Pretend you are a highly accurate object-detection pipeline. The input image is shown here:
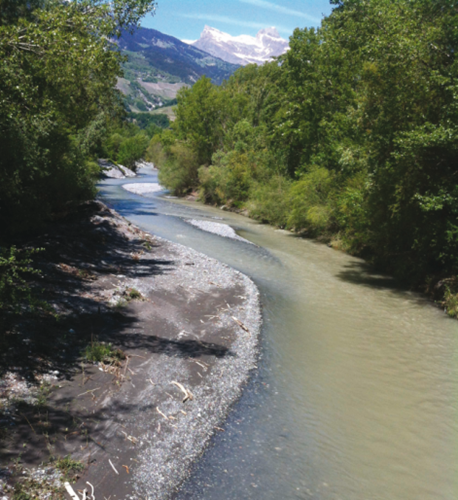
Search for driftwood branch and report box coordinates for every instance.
[171,381,193,403]
[232,316,250,334]
[64,482,80,500]
[109,459,119,475]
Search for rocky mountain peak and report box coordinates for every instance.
[191,26,289,66]
[256,27,281,39]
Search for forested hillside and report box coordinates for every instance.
[151,0,458,308]
[117,26,240,113]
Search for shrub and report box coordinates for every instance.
[82,342,125,363]
[0,246,43,312]
[158,143,199,195]
[117,133,149,169]
[105,133,124,160]
[198,150,253,206]
[145,135,167,167]
[247,176,291,227]
[287,166,335,233]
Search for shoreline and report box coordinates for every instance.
[0,201,262,499]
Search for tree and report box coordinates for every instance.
[0,0,156,236]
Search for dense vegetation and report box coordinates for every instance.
[152,0,458,305]
[0,0,156,312]
[103,112,170,168]
[0,0,157,235]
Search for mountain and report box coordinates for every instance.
[115,27,240,113]
[190,26,289,66]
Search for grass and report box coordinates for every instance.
[82,341,125,363]
[142,240,152,251]
[52,454,84,479]
[11,455,84,500]
[127,288,143,300]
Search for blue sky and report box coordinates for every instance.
[142,0,334,41]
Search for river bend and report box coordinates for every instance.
[99,167,458,500]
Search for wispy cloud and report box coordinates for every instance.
[178,13,292,34]
[239,0,321,23]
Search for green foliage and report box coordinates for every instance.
[103,120,154,168]
[13,484,31,500]
[145,135,167,167]
[287,167,335,233]
[199,150,252,206]
[173,77,229,165]
[248,176,291,228]
[444,287,458,319]
[129,112,170,130]
[52,455,84,479]
[158,143,199,195]
[0,246,42,312]
[127,288,143,300]
[117,132,150,169]
[83,342,125,363]
[151,0,458,287]
[0,0,157,234]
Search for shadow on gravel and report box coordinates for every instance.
[0,200,201,469]
[110,330,233,359]
[0,202,174,379]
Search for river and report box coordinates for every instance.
[99,167,458,500]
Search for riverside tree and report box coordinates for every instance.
[0,0,157,235]
[152,0,458,288]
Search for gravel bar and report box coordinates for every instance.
[185,219,255,245]
[122,182,163,195]
[65,204,263,499]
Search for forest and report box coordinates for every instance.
[151,0,458,310]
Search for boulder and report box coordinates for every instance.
[98,159,136,179]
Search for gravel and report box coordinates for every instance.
[129,236,261,499]
[122,183,163,195]
[185,219,255,245]
[60,204,263,500]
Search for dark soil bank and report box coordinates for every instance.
[0,201,261,499]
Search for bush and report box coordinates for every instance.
[134,99,147,112]
[117,133,150,169]
[158,143,199,195]
[248,176,291,227]
[105,133,124,160]
[0,246,43,312]
[82,342,125,363]
[287,166,335,233]
[145,136,167,167]
[198,150,253,206]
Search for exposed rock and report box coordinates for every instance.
[191,26,289,66]
[98,159,136,179]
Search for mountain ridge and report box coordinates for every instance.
[190,26,289,66]
[115,26,240,113]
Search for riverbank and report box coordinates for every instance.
[0,201,261,499]
[175,191,457,321]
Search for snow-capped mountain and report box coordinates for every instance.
[189,26,289,66]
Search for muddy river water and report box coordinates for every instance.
[99,167,458,500]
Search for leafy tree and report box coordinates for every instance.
[173,77,229,165]
[155,0,458,289]
[0,0,156,236]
